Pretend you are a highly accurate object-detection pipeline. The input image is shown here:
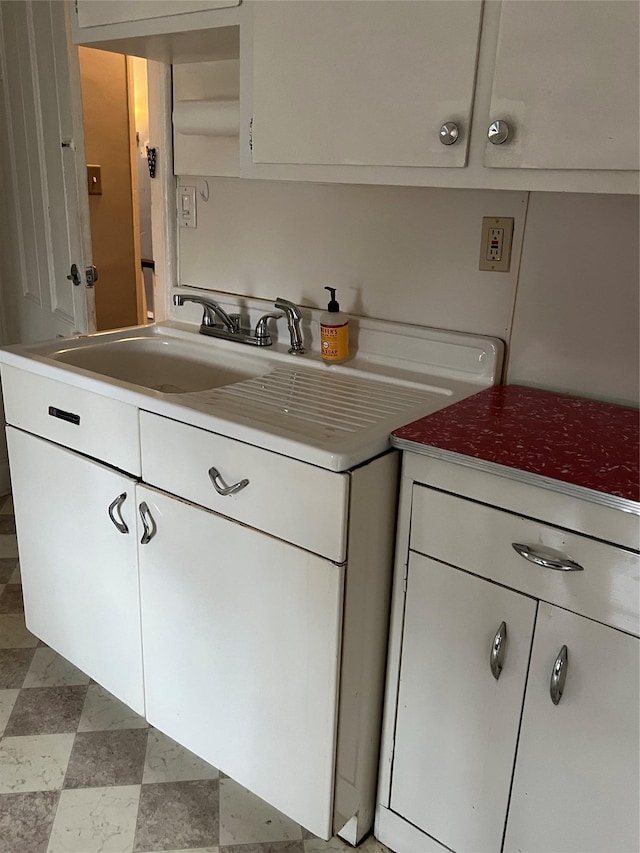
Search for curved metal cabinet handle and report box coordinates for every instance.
[208,466,249,496]
[512,543,584,572]
[490,621,507,680]
[138,501,157,545]
[550,645,568,705]
[108,493,129,534]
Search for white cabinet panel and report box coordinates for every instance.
[140,411,349,562]
[410,485,640,636]
[252,1,482,168]
[137,485,343,839]
[485,0,640,170]
[77,0,239,29]
[6,427,144,713]
[1,365,141,476]
[505,604,640,853]
[390,553,537,853]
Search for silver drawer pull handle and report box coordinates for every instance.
[550,645,568,705]
[108,492,129,534]
[139,501,157,545]
[490,621,507,680]
[208,466,249,496]
[512,543,584,572]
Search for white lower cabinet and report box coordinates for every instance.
[6,427,144,713]
[136,485,343,839]
[377,455,640,853]
[504,603,640,853]
[390,554,536,853]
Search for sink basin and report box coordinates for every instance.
[51,335,270,394]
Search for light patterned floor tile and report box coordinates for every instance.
[0,688,20,735]
[0,733,75,793]
[219,778,303,847]
[0,614,39,649]
[78,684,148,732]
[23,647,91,687]
[47,784,141,853]
[0,534,18,558]
[143,729,219,784]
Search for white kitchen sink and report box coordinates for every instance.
[51,333,271,394]
[0,313,503,470]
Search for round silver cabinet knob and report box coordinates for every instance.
[487,119,510,145]
[439,121,460,146]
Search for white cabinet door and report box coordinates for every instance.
[6,427,144,713]
[390,553,537,853]
[252,1,483,168]
[137,485,343,839]
[485,0,640,170]
[76,0,239,29]
[505,603,640,853]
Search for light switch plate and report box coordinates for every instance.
[87,165,102,195]
[178,185,197,228]
[479,216,514,271]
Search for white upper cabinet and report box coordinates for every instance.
[251,1,483,168]
[485,0,640,171]
[247,0,638,192]
[76,0,239,29]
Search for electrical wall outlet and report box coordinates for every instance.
[479,217,514,271]
[178,185,197,228]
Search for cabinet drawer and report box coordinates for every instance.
[1,365,140,475]
[410,485,640,636]
[140,411,349,562]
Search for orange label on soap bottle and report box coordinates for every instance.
[320,322,349,362]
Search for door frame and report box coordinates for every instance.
[145,59,175,324]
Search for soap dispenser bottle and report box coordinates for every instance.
[320,286,349,364]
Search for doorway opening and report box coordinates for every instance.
[78,47,155,331]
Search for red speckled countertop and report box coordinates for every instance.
[392,385,640,507]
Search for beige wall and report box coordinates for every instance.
[507,193,639,407]
[79,47,138,331]
[178,179,639,406]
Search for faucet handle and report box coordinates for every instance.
[254,312,284,346]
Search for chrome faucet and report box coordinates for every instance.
[173,292,283,348]
[173,294,238,332]
[274,297,306,355]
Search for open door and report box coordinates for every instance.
[0,0,94,342]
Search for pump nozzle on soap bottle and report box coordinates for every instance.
[320,287,349,364]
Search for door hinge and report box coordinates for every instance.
[85,265,98,287]
[146,146,157,179]
[249,116,253,151]
[402,562,408,594]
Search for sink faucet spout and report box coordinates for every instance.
[274,297,306,355]
[173,294,238,332]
